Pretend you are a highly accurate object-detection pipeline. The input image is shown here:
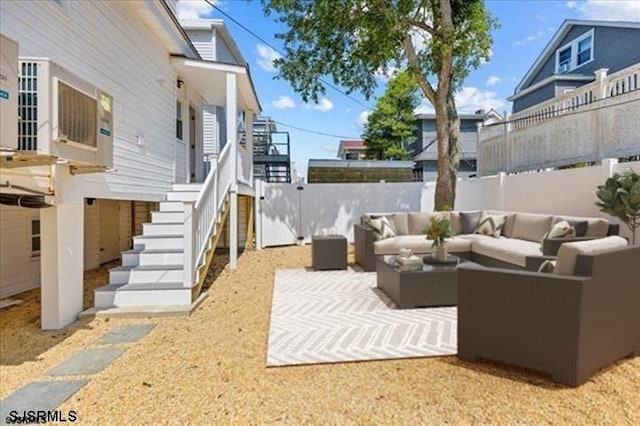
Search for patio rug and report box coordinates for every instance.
[266,268,457,366]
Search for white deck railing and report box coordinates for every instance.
[183,141,233,288]
[478,64,640,175]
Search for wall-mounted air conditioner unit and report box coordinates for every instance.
[16,58,113,170]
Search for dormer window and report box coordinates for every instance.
[555,29,594,73]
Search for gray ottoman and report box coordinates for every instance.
[312,235,347,270]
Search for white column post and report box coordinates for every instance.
[226,72,239,269]
[497,171,506,211]
[475,122,483,176]
[594,68,609,99]
[245,112,254,185]
[255,179,263,250]
[40,165,84,330]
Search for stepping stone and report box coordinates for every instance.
[95,324,156,345]
[0,380,87,421]
[48,347,126,376]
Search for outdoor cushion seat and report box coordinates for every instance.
[373,235,472,255]
[471,236,542,268]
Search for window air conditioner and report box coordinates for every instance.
[17,58,113,169]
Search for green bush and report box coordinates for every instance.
[596,170,640,245]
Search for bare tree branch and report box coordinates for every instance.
[402,35,436,105]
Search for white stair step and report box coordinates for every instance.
[172,183,203,192]
[152,211,184,224]
[159,201,184,212]
[139,249,183,266]
[133,234,183,250]
[94,282,191,308]
[166,191,199,202]
[143,222,183,236]
[109,265,184,284]
[122,249,142,267]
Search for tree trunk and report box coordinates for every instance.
[447,92,460,209]
[434,92,453,211]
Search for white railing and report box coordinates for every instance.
[478,64,640,175]
[183,141,233,288]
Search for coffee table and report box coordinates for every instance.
[376,254,476,309]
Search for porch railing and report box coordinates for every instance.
[182,140,233,288]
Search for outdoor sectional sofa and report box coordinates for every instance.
[354,210,620,272]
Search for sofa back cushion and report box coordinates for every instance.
[408,211,450,235]
[512,213,553,242]
[553,215,610,237]
[458,211,483,235]
[484,210,517,237]
[392,213,409,235]
[554,236,628,276]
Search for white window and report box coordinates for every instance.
[555,29,594,73]
[176,101,183,140]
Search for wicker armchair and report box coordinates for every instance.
[457,241,639,387]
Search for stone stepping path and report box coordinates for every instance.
[0,324,155,419]
[0,380,88,422]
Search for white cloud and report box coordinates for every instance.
[455,87,506,114]
[177,0,214,20]
[414,100,435,115]
[375,65,400,82]
[256,44,282,72]
[313,98,334,112]
[514,30,545,46]
[575,0,640,20]
[271,95,295,110]
[486,75,501,87]
[356,111,370,127]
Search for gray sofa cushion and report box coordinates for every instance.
[512,213,553,243]
[554,236,628,275]
[459,211,482,234]
[374,235,472,255]
[392,213,409,235]
[407,212,450,235]
[472,236,542,268]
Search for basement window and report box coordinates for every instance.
[31,219,41,257]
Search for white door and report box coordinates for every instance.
[259,183,300,247]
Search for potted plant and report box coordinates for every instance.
[425,216,455,261]
[596,170,640,245]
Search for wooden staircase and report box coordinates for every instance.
[93,183,230,311]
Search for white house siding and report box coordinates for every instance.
[215,31,237,64]
[0,206,40,298]
[0,1,180,202]
[186,30,215,60]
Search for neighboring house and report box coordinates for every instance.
[508,20,640,113]
[337,140,367,160]
[0,0,260,329]
[411,110,502,181]
[307,159,415,183]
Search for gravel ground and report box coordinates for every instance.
[1,245,638,424]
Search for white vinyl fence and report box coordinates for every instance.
[256,160,640,247]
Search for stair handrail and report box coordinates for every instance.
[183,141,233,288]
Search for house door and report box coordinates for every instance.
[98,199,120,264]
[189,106,197,182]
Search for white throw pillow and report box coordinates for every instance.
[541,220,576,243]
[364,215,397,240]
[474,213,507,238]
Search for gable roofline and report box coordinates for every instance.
[416,108,503,122]
[180,18,247,66]
[514,19,640,94]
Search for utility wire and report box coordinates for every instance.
[203,0,373,110]
[272,120,360,139]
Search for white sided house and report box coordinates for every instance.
[0,0,260,329]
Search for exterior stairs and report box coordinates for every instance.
[94,183,226,311]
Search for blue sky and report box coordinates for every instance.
[177,0,640,179]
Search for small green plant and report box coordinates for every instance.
[424,217,455,248]
[596,170,640,245]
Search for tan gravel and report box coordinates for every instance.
[1,245,639,424]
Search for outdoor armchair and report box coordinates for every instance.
[457,238,639,387]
